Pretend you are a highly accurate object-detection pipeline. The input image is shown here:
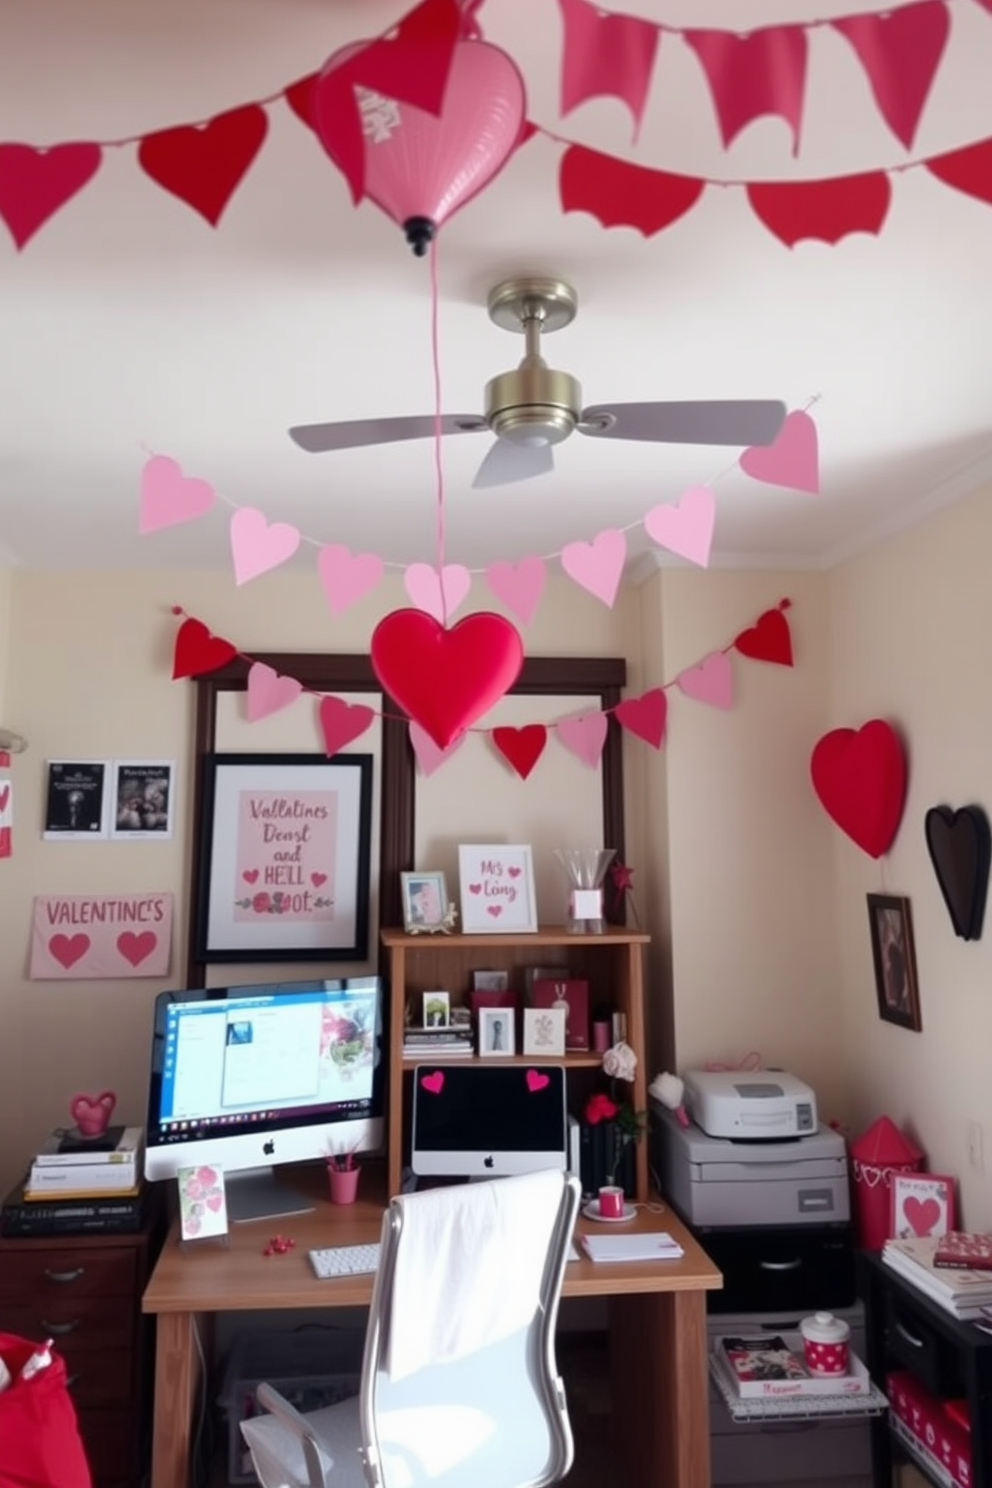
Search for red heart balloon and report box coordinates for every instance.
[493,725,547,780]
[172,618,237,679]
[810,719,907,858]
[371,609,524,749]
[734,606,794,666]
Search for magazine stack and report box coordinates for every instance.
[882,1234,992,1319]
[713,1333,873,1401]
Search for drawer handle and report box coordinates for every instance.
[40,1319,80,1335]
[43,1267,85,1283]
[895,1320,925,1349]
[758,1259,802,1272]
[65,1372,81,1390]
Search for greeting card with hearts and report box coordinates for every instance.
[177,1163,229,1242]
[458,843,538,934]
[890,1170,956,1241]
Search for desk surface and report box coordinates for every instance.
[142,1162,721,1314]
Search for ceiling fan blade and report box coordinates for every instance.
[471,440,555,489]
[578,400,787,448]
[288,414,486,454]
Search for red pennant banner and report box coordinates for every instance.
[560,144,704,236]
[926,136,992,207]
[746,172,891,248]
[284,74,319,132]
[733,603,794,667]
[832,1,949,151]
[683,27,808,155]
[172,618,237,680]
[0,142,102,249]
[558,0,660,139]
[138,106,269,226]
[614,689,667,748]
[492,725,549,780]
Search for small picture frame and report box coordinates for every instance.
[890,1171,956,1241]
[458,844,538,934]
[401,871,450,934]
[472,969,510,993]
[523,1006,566,1057]
[422,990,450,1028]
[867,893,922,1032]
[478,1006,515,1056]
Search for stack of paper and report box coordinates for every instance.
[581,1231,684,1263]
[25,1125,144,1199]
[882,1235,992,1319]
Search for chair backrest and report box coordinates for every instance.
[357,1170,580,1488]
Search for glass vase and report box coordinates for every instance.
[553,848,616,934]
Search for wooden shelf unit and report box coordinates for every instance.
[380,925,651,1201]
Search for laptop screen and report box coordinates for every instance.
[410,1064,567,1179]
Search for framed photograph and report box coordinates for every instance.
[867,893,922,1031]
[478,1007,515,1056]
[523,1006,566,1057]
[43,760,111,839]
[422,990,450,1028]
[400,871,449,933]
[458,844,538,934]
[193,753,372,962]
[472,969,510,992]
[890,1171,956,1241]
[111,760,176,840]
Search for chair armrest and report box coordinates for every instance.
[254,1382,332,1488]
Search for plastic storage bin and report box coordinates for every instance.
[218,1326,364,1484]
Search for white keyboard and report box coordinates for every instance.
[309,1243,381,1279]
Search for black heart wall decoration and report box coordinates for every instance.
[924,804,991,941]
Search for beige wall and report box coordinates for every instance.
[0,564,10,714]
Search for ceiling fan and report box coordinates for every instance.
[288,276,787,489]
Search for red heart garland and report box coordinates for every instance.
[172,618,237,680]
[492,725,547,780]
[138,105,268,226]
[317,695,375,756]
[371,609,524,750]
[810,719,907,859]
[615,688,667,747]
[0,142,102,249]
[734,604,794,666]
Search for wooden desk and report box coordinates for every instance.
[142,1165,721,1488]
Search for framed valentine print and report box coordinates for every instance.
[458,844,537,934]
[890,1171,956,1241]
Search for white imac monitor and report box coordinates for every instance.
[144,977,384,1221]
[410,1064,567,1180]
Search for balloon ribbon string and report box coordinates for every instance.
[429,237,447,626]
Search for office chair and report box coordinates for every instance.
[240,1169,581,1488]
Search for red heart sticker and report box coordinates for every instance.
[172,618,237,680]
[526,1070,550,1092]
[810,719,907,859]
[421,1071,445,1094]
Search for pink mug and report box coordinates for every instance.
[598,1185,625,1219]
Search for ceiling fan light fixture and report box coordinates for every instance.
[489,407,574,447]
[484,362,581,447]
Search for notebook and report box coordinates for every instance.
[581,1232,684,1263]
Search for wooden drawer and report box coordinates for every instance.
[64,1347,136,1410]
[0,1293,135,1351]
[884,1288,962,1399]
[77,1406,141,1488]
[0,1245,136,1301]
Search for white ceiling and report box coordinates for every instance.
[3,0,992,579]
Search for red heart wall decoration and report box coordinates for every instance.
[0,142,103,249]
[810,719,907,859]
[138,105,268,226]
[172,618,237,679]
[493,725,548,780]
[734,604,794,666]
[371,609,524,750]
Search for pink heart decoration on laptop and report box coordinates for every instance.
[526,1070,550,1092]
[421,1071,445,1095]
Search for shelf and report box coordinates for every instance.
[708,1358,890,1425]
[381,925,650,949]
[890,1415,961,1488]
[401,1052,605,1071]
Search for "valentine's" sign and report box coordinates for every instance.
[29,893,173,979]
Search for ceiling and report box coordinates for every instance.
[3,0,992,580]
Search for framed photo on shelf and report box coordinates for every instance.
[458,844,538,934]
[867,893,922,1032]
[193,752,372,963]
[523,1006,566,1057]
[478,1007,515,1056]
[422,991,450,1028]
[400,871,449,934]
[890,1171,956,1241]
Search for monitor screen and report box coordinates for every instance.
[411,1064,567,1179]
[145,976,384,1220]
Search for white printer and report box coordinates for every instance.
[683,1068,817,1140]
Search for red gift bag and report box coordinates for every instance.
[0,1332,91,1488]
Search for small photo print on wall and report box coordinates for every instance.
[44,760,111,839]
[111,761,176,839]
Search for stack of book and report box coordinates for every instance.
[402,1025,474,1058]
[882,1234,992,1319]
[24,1125,144,1200]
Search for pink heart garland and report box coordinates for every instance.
[49,933,90,969]
[0,142,102,249]
[560,529,627,607]
[676,651,734,709]
[139,455,216,533]
[615,688,668,748]
[556,711,609,768]
[117,930,157,967]
[246,663,303,722]
[229,507,301,585]
[404,562,472,622]
[421,1071,445,1095]
[644,486,716,567]
[409,721,466,777]
[484,556,547,625]
[739,410,820,495]
[317,695,375,756]
[526,1070,550,1092]
[317,543,385,617]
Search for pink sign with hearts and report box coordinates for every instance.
[458,844,537,933]
[30,893,173,979]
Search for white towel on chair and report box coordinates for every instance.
[385,1169,564,1382]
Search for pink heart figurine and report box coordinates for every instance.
[70,1090,117,1138]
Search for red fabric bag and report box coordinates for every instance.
[0,1332,91,1488]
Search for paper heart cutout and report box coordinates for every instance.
[734,606,794,666]
[924,804,991,941]
[739,410,820,495]
[644,487,716,567]
[311,872,328,888]
[810,719,907,859]
[242,869,259,884]
[404,563,472,623]
[246,663,303,723]
[560,529,627,607]
[0,142,102,249]
[172,618,237,680]
[137,105,268,225]
[50,933,90,969]
[117,930,157,967]
[676,651,734,709]
[0,786,8,813]
[139,455,216,534]
[484,556,547,625]
[615,688,667,748]
[421,1071,445,1095]
[492,725,548,780]
[230,507,301,585]
[409,721,466,777]
[318,695,375,756]
[371,608,524,750]
[904,1196,941,1237]
[317,543,384,616]
[526,1070,550,1092]
[556,712,608,768]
